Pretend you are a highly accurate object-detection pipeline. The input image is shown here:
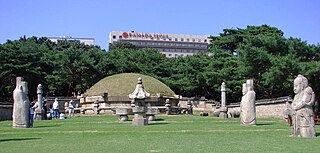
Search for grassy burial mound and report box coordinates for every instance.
[85,73,176,97]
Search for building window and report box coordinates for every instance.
[168,54,172,57]
[175,38,178,41]
[181,54,184,57]
[119,36,122,39]
[187,50,190,52]
[175,43,179,46]
[113,35,116,39]
[169,38,172,41]
[181,49,183,52]
[198,39,201,42]
[158,43,161,46]
[170,43,173,46]
[192,39,195,42]
[175,54,178,57]
[164,43,167,46]
[204,39,207,42]
[181,38,184,41]
[187,44,191,47]
[187,38,190,41]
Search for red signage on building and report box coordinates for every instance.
[122,32,169,39]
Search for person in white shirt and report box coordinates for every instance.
[52,98,60,119]
[68,100,75,118]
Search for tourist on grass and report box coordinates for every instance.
[29,102,35,128]
[52,98,60,119]
[68,100,75,118]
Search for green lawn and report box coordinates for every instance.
[0,115,319,153]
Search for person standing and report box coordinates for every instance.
[68,100,75,118]
[29,102,35,128]
[52,98,60,119]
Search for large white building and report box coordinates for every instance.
[109,31,211,58]
[48,37,95,45]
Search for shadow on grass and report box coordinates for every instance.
[316,133,320,137]
[34,124,61,128]
[0,138,41,142]
[256,122,274,126]
[155,118,165,121]
[148,122,169,126]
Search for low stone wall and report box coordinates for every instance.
[0,103,13,121]
[227,96,291,118]
[228,102,287,118]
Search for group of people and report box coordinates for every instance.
[29,98,75,127]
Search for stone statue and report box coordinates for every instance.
[240,80,256,126]
[291,74,316,137]
[13,77,30,128]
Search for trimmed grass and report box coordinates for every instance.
[0,115,320,153]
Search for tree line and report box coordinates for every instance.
[1,25,319,103]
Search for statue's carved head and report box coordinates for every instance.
[242,83,248,95]
[294,74,308,94]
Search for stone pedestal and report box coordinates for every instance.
[116,108,132,121]
[219,107,228,118]
[132,102,148,126]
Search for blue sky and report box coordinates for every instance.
[0,0,319,50]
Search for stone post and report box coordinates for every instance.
[13,77,30,128]
[93,99,100,115]
[219,82,228,118]
[129,77,150,126]
[35,84,45,120]
[165,99,171,115]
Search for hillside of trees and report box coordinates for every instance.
[1,25,319,103]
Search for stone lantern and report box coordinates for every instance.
[129,77,150,126]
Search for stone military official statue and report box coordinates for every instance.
[292,74,316,137]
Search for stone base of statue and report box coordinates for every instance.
[219,107,228,118]
[132,106,148,126]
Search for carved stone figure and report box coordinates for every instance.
[292,74,316,137]
[13,77,30,128]
[240,80,256,126]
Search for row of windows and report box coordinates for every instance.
[130,41,207,48]
[166,54,191,57]
[112,35,209,43]
[156,48,206,53]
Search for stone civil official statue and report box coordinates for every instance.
[292,74,316,137]
[240,82,256,126]
[13,77,30,128]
